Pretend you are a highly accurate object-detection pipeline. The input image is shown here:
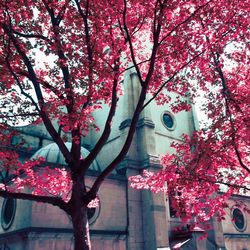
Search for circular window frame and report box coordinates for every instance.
[1,198,16,230]
[86,187,100,225]
[161,111,176,131]
[88,201,100,225]
[231,207,247,232]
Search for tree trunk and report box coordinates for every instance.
[71,203,91,250]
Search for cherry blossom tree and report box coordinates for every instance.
[0,0,249,249]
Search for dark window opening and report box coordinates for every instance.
[87,207,96,221]
[162,112,176,130]
[1,198,16,230]
[232,208,246,231]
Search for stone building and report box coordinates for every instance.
[0,71,249,250]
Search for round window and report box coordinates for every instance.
[1,198,16,230]
[87,197,100,225]
[162,112,176,130]
[232,208,246,231]
[87,207,97,222]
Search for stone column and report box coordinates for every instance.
[126,169,145,250]
[141,183,170,249]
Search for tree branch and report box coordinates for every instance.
[49,10,74,113]
[87,1,167,198]
[74,0,94,109]
[11,29,52,45]
[0,113,39,119]
[0,190,67,210]
[2,23,73,165]
[159,0,212,44]
[216,180,250,192]
[56,0,71,25]
[122,0,143,84]
[5,56,41,112]
[87,85,147,200]
[142,49,206,109]
[210,47,250,174]
[82,59,120,175]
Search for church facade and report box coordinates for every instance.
[0,71,249,250]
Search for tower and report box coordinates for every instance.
[87,68,198,249]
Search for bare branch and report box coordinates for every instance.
[5,60,40,113]
[12,29,53,45]
[216,180,250,192]
[0,190,67,210]
[18,70,65,101]
[0,113,39,119]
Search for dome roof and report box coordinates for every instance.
[31,142,100,171]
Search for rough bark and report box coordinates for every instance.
[69,177,91,250]
[71,204,91,250]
